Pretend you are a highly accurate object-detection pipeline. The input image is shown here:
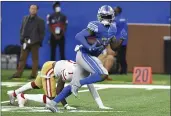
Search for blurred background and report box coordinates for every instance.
[1,1,171,74]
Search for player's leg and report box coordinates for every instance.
[70,51,108,96]
[7,76,41,105]
[25,61,56,104]
[52,64,86,104]
[87,84,103,107]
[17,78,56,107]
[16,61,55,106]
[98,54,107,65]
[103,55,114,72]
[52,50,108,105]
[87,84,112,109]
[8,61,52,99]
[98,54,114,80]
[17,77,56,107]
[17,93,52,107]
[39,61,56,99]
[42,77,56,99]
[55,51,108,97]
[77,51,108,85]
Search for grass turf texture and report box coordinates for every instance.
[1,70,170,85]
[1,70,170,116]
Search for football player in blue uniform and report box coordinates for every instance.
[45,5,117,112]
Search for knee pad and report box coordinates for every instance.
[31,81,40,89]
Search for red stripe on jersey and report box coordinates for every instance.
[62,69,66,80]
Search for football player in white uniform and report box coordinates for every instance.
[7,60,111,110]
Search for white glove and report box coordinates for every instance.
[74,45,83,52]
[99,106,113,110]
[64,104,77,110]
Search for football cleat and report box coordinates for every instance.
[7,90,16,105]
[71,85,79,97]
[17,93,27,107]
[45,101,58,113]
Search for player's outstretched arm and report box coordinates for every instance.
[56,77,68,106]
[56,77,77,110]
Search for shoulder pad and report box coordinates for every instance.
[87,21,98,32]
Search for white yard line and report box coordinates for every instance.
[1,82,170,89]
[79,87,107,93]
[1,82,169,113]
[1,82,170,104]
[1,88,106,104]
[1,106,125,113]
[1,100,18,104]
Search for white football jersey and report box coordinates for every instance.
[54,60,77,82]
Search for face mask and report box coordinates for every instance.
[101,20,110,25]
[55,7,61,12]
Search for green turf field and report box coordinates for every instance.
[1,70,170,116]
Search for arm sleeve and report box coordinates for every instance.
[56,76,68,106]
[75,21,97,49]
[75,28,92,49]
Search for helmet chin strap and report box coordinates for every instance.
[101,20,110,26]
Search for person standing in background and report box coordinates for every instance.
[113,6,128,74]
[47,2,68,61]
[9,4,45,79]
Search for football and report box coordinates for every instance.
[87,36,97,45]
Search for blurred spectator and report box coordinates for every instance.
[9,4,45,79]
[113,6,128,74]
[47,2,68,61]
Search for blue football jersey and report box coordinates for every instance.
[87,21,117,44]
[80,21,117,56]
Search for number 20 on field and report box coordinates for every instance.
[132,67,152,84]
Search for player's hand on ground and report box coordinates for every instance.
[64,104,77,110]
[99,106,113,110]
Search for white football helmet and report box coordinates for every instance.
[97,5,115,25]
